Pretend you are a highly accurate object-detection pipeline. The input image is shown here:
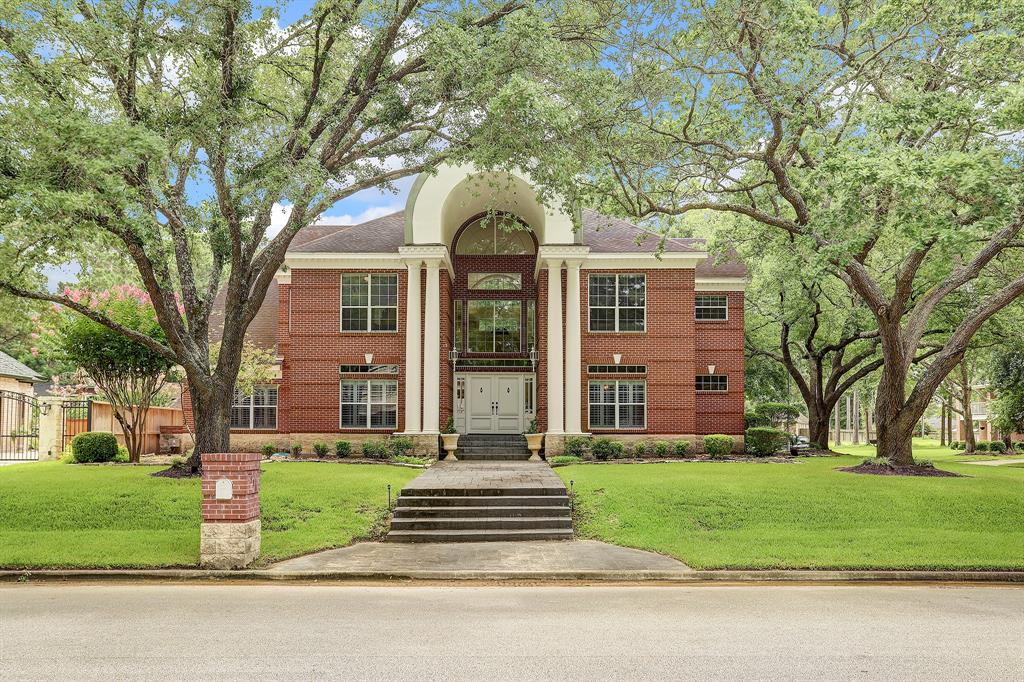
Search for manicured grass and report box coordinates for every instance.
[0,461,419,568]
[557,439,1024,570]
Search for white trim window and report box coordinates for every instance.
[230,386,278,430]
[340,380,398,429]
[695,295,728,321]
[341,273,398,332]
[588,380,646,429]
[589,274,646,332]
[696,375,729,392]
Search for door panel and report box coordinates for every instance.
[495,376,521,433]
[468,376,494,432]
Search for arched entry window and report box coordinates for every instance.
[455,214,535,255]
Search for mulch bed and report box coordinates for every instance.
[838,462,965,478]
[150,465,199,479]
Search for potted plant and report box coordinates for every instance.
[524,419,544,461]
[440,416,459,461]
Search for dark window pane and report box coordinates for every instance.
[589,307,616,332]
[618,307,645,331]
[371,307,397,331]
[341,275,368,306]
[618,275,645,307]
[342,308,368,331]
[589,275,616,307]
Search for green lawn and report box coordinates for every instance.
[0,461,419,569]
[557,439,1024,570]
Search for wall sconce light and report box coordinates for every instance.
[708,364,716,374]
[449,348,460,367]
[39,402,52,416]
[365,353,374,364]
[529,346,539,369]
[613,353,622,365]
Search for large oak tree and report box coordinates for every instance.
[0,0,602,468]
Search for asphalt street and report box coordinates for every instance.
[1,584,1021,680]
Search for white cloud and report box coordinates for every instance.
[316,204,402,225]
[268,202,294,237]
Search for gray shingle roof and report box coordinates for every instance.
[0,351,43,383]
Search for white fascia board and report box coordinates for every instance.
[580,252,708,270]
[695,277,748,291]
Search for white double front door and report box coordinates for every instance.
[455,373,535,434]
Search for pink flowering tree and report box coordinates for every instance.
[59,286,174,463]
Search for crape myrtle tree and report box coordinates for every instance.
[59,285,175,463]
[568,0,1024,465]
[0,0,606,469]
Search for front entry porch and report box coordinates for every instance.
[454,372,535,435]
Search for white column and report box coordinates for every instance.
[564,259,583,434]
[422,260,441,433]
[403,261,422,433]
[546,259,564,434]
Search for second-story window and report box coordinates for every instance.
[695,295,728,321]
[341,273,398,332]
[589,274,646,332]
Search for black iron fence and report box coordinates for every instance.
[0,390,40,461]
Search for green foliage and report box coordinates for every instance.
[114,446,130,463]
[71,433,119,463]
[653,440,670,458]
[361,441,389,460]
[334,441,352,458]
[260,444,275,458]
[983,441,1006,454]
[703,435,735,460]
[290,443,302,458]
[312,441,330,457]
[525,418,540,434]
[441,416,457,435]
[976,441,991,452]
[745,411,769,429]
[745,427,788,457]
[754,403,802,428]
[674,440,692,458]
[388,437,414,459]
[550,455,583,465]
[632,441,647,458]
[564,436,591,458]
[591,438,623,461]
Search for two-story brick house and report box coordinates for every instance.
[192,164,746,456]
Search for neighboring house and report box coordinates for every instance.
[955,389,1023,444]
[0,351,43,396]
[185,164,747,455]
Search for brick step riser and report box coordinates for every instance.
[394,506,569,519]
[457,455,534,462]
[397,495,570,507]
[390,518,573,531]
[386,529,574,543]
[457,439,529,446]
[456,447,532,453]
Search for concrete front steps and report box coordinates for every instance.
[453,434,533,462]
[387,469,572,543]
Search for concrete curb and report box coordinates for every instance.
[2,568,1022,584]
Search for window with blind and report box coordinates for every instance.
[230,386,278,429]
[340,380,398,429]
[588,380,646,429]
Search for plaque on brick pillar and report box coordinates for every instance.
[200,452,262,569]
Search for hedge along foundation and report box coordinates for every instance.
[200,453,261,569]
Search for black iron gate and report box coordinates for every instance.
[61,399,92,452]
[0,390,40,461]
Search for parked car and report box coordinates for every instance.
[790,435,810,455]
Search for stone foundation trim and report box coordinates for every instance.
[200,520,261,569]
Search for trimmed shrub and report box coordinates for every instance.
[652,440,670,457]
[987,441,1006,454]
[290,443,303,458]
[948,441,961,450]
[389,436,414,458]
[334,440,352,458]
[674,440,692,458]
[261,443,275,458]
[361,440,389,460]
[115,445,130,463]
[564,436,591,458]
[550,455,583,465]
[632,441,648,458]
[703,434,735,459]
[744,427,788,457]
[313,441,330,457]
[744,411,769,429]
[592,437,623,461]
[71,432,119,463]
[975,441,990,452]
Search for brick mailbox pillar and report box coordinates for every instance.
[200,453,261,569]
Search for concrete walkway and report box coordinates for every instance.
[402,459,567,493]
[268,540,691,575]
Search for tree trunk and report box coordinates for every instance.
[186,382,232,472]
[807,405,831,450]
[939,402,946,447]
[873,362,917,466]
[852,392,860,444]
[833,401,842,446]
[962,386,975,454]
